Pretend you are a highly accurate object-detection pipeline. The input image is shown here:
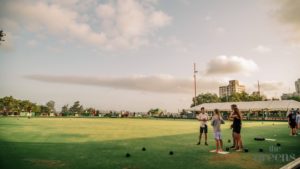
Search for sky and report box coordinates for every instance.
[1,0,300,112]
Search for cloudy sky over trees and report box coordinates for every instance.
[1,0,300,111]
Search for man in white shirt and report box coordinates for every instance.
[196,107,209,145]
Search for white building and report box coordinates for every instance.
[219,80,246,97]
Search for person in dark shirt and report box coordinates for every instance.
[229,106,243,151]
[288,109,297,136]
[229,104,238,149]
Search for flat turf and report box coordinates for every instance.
[0,117,299,169]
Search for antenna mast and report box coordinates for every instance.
[193,63,198,106]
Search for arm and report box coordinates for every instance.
[196,115,203,121]
[228,112,235,120]
[211,116,215,126]
[220,116,225,124]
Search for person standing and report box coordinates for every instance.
[211,109,225,153]
[229,106,243,151]
[196,107,209,145]
[296,109,300,134]
[229,104,237,149]
[288,108,297,136]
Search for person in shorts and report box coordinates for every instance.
[196,107,209,145]
[211,109,225,153]
[229,106,243,152]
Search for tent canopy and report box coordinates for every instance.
[188,100,300,112]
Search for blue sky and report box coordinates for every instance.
[1,0,300,112]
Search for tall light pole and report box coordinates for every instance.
[193,63,198,106]
[257,80,261,96]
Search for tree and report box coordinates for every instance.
[61,104,69,116]
[40,105,50,115]
[84,107,95,116]
[287,96,300,102]
[0,96,19,114]
[0,30,5,44]
[19,100,33,112]
[148,108,163,116]
[191,93,220,107]
[46,100,56,114]
[220,92,265,102]
[69,101,84,115]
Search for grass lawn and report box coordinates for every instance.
[0,117,299,169]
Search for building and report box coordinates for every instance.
[219,80,246,97]
[281,78,300,100]
[295,78,300,94]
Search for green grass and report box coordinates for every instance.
[0,117,299,169]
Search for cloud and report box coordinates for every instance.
[0,1,106,46]
[0,0,171,50]
[276,0,300,43]
[96,0,171,49]
[254,45,272,53]
[25,74,222,94]
[258,81,284,91]
[205,55,258,75]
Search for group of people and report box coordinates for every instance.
[287,108,300,136]
[196,104,243,153]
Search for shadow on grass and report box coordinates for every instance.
[1,131,298,169]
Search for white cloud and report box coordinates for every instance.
[96,4,115,19]
[0,1,107,46]
[254,45,272,53]
[0,0,171,50]
[205,55,259,75]
[25,74,222,94]
[96,0,172,49]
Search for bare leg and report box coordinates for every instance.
[231,132,235,148]
[238,134,243,150]
[234,133,239,150]
[198,133,202,143]
[215,139,219,152]
[220,139,223,150]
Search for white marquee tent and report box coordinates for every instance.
[189,100,300,112]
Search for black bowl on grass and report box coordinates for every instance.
[125,153,131,157]
[169,151,174,155]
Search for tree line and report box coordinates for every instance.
[191,92,267,107]
[0,96,98,116]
